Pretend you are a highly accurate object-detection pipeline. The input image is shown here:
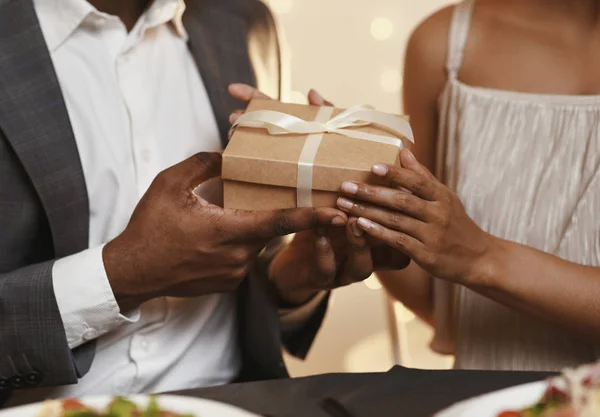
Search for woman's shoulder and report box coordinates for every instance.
[409,0,574,91]
[407,0,538,69]
[404,6,453,84]
[405,1,495,74]
[410,0,544,40]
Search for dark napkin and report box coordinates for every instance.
[337,366,556,417]
[172,372,385,417]
[173,367,556,417]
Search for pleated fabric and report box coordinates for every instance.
[431,0,600,371]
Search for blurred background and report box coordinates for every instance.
[261,0,456,376]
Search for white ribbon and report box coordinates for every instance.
[296,106,334,207]
[231,105,415,207]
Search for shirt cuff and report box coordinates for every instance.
[52,245,140,349]
[279,291,328,333]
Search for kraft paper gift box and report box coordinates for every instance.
[222,99,414,211]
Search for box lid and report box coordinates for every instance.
[222,99,410,192]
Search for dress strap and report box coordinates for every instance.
[446,0,475,79]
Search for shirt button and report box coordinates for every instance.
[140,339,149,351]
[115,381,130,393]
[82,328,98,341]
[140,150,151,162]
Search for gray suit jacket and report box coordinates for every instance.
[0,0,328,404]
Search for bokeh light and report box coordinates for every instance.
[370,17,394,41]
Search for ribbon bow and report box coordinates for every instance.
[231,104,414,147]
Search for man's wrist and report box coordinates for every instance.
[269,262,319,307]
[268,248,319,307]
[276,286,319,308]
[52,245,142,348]
[279,290,329,333]
[102,236,146,311]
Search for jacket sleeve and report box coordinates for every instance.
[236,237,331,382]
[0,133,93,400]
[279,292,331,359]
[0,262,79,392]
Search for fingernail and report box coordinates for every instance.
[341,181,358,195]
[317,236,330,248]
[309,89,325,105]
[357,217,378,230]
[229,113,236,124]
[229,83,242,93]
[404,150,416,162]
[337,197,354,210]
[229,83,252,97]
[331,216,346,226]
[351,222,363,237]
[372,164,388,176]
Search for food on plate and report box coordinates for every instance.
[497,361,600,417]
[37,397,194,417]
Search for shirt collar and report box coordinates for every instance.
[143,0,189,41]
[34,0,95,51]
[34,0,188,52]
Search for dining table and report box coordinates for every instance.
[173,366,556,417]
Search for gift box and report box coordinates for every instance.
[222,99,414,211]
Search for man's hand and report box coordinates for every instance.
[267,222,372,305]
[227,83,333,125]
[268,225,411,305]
[102,152,347,310]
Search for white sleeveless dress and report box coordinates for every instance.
[431,0,600,371]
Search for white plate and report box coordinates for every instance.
[435,381,547,417]
[0,395,258,417]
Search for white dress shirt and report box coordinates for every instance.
[31,0,241,397]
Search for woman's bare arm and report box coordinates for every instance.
[343,147,600,344]
[376,7,453,326]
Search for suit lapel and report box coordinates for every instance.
[183,2,256,145]
[0,0,88,258]
[0,0,255,260]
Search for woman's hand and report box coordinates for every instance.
[338,149,600,344]
[337,148,496,285]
